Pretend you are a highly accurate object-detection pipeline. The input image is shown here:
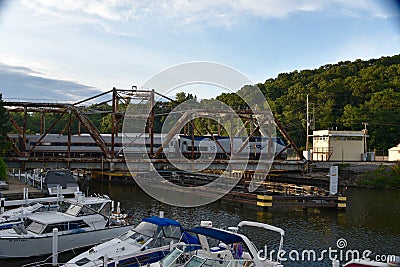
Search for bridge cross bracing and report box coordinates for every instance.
[3,88,305,170]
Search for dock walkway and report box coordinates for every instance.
[0,175,44,200]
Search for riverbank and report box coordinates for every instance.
[308,161,400,189]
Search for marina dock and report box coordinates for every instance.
[0,175,44,200]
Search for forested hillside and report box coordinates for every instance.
[220,54,400,151]
[6,54,400,152]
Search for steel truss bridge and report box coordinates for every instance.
[3,88,307,173]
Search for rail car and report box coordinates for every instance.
[8,133,286,160]
[176,135,287,159]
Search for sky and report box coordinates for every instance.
[0,0,399,102]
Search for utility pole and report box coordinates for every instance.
[306,95,309,152]
[362,122,368,154]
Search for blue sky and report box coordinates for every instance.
[0,0,399,102]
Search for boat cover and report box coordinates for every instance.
[142,216,181,227]
[190,227,243,244]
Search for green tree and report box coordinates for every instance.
[0,158,6,180]
[0,94,11,156]
[0,94,11,180]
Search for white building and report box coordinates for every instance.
[388,144,400,161]
[312,130,367,161]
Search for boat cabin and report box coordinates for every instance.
[116,216,183,249]
[14,195,113,236]
[42,169,80,196]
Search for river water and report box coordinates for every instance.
[2,181,399,267]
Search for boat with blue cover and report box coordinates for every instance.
[151,220,285,267]
[63,215,199,267]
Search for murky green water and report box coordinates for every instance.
[2,181,399,267]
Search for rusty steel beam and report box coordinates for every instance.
[4,102,70,108]
[28,109,68,154]
[111,88,116,158]
[199,118,230,158]
[5,135,23,157]
[67,110,72,161]
[274,115,306,161]
[40,112,44,135]
[73,89,113,106]
[191,120,194,159]
[9,117,23,136]
[60,116,76,135]
[22,106,27,154]
[69,105,112,158]
[153,111,192,158]
[5,107,66,113]
[233,119,263,158]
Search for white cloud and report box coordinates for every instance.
[0,63,102,102]
[20,0,393,30]
[22,0,137,22]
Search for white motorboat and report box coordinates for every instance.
[344,256,400,267]
[63,216,199,267]
[40,169,80,196]
[0,192,133,259]
[0,203,47,230]
[151,220,285,267]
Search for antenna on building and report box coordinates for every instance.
[306,95,310,151]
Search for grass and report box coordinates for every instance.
[356,164,400,189]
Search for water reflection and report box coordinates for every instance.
[1,182,399,267]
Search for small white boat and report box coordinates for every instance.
[151,220,285,267]
[0,193,133,259]
[0,203,47,230]
[344,256,400,267]
[40,169,80,196]
[63,216,198,267]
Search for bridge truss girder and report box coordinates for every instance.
[4,88,305,165]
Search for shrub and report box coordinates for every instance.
[0,158,6,180]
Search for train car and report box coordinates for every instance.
[175,135,286,160]
[8,133,286,160]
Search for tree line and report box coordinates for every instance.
[2,54,400,155]
[220,54,400,151]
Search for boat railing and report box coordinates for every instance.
[20,246,92,267]
[183,254,255,267]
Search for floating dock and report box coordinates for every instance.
[224,191,346,209]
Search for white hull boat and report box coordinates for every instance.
[0,203,45,230]
[63,216,198,267]
[151,220,285,267]
[0,193,132,259]
[0,225,132,259]
[344,256,400,267]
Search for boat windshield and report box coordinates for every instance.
[163,225,182,239]
[65,204,82,216]
[57,202,72,213]
[26,221,46,234]
[226,260,254,267]
[119,230,151,246]
[133,221,160,237]
[185,255,207,267]
[160,248,184,267]
[184,256,249,267]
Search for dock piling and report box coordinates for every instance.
[52,228,58,266]
[0,198,4,213]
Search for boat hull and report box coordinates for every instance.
[344,259,391,267]
[0,224,132,259]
